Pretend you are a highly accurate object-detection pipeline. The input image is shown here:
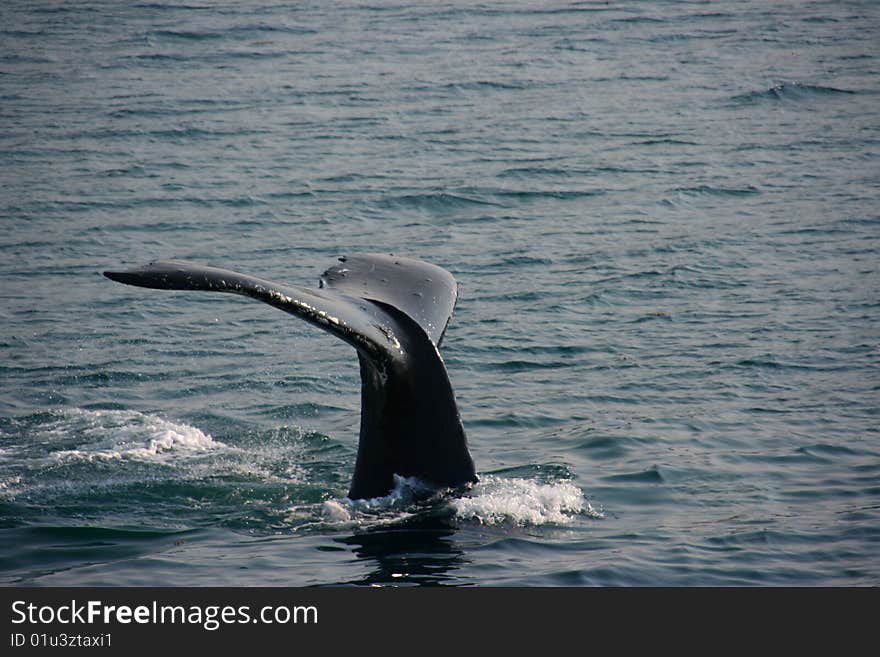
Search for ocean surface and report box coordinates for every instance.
[1,0,878,586]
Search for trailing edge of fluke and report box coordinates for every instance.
[103,253,477,500]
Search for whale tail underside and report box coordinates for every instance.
[103,253,477,499]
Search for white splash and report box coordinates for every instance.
[288,474,601,531]
[451,475,602,526]
[47,408,223,462]
[319,499,354,523]
[342,475,435,511]
[0,474,23,500]
[286,476,433,530]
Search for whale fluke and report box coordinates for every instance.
[103,254,477,500]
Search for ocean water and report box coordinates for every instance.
[1,0,878,586]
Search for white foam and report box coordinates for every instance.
[0,475,23,500]
[451,475,602,526]
[47,408,224,462]
[320,499,353,522]
[288,474,602,531]
[342,475,436,511]
[286,476,433,530]
[1,409,311,503]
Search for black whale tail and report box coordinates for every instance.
[103,254,477,500]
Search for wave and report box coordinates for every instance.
[149,24,317,42]
[673,185,761,198]
[729,82,856,105]
[497,166,579,179]
[376,191,500,212]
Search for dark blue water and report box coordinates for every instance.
[1,0,878,586]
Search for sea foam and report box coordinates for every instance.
[296,474,600,530]
[46,408,223,462]
[451,475,602,526]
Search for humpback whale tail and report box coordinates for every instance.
[103,254,477,500]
